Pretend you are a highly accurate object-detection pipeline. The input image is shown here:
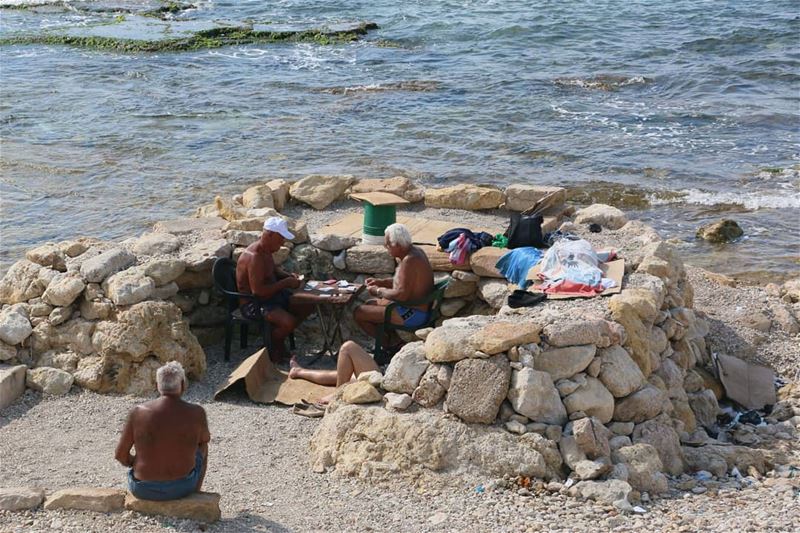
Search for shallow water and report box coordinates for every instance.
[1,1,798,281]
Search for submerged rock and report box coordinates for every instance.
[696,219,744,243]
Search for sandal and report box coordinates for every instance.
[291,400,325,418]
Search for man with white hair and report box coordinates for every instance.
[236,216,315,362]
[354,223,434,352]
[115,361,210,501]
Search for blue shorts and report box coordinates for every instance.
[395,305,432,328]
[127,450,203,501]
[241,289,291,320]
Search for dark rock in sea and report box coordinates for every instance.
[696,219,744,244]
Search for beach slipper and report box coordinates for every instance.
[291,400,325,418]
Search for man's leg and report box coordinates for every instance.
[265,308,296,360]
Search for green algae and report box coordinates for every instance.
[0,20,379,52]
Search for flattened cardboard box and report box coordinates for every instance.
[214,348,334,405]
[349,191,409,206]
[525,258,625,299]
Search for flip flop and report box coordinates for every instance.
[291,400,325,418]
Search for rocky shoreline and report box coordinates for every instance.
[1,175,799,531]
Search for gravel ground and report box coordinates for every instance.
[2,207,799,532]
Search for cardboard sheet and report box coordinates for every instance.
[319,213,505,246]
[349,192,409,206]
[714,353,776,410]
[525,258,625,299]
[214,348,335,405]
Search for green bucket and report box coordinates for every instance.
[363,203,397,237]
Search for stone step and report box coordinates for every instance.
[44,487,125,513]
[0,364,27,410]
[0,488,45,512]
[124,491,221,523]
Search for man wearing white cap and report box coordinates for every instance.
[236,217,313,361]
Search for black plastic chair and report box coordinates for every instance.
[373,279,449,365]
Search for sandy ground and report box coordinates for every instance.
[2,208,799,532]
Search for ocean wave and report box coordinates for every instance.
[316,80,441,95]
[649,188,800,210]
[553,75,650,91]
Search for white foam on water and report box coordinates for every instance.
[649,188,800,209]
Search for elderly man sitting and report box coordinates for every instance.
[354,223,434,348]
[115,362,210,501]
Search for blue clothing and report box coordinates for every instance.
[395,305,432,328]
[127,450,203,501]
[241,288,292,319]
[496,247,544,288]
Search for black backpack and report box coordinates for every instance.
[505,213,545,249]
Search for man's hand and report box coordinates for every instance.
[282,276,302,290]
[368,286,382,298]
[365,277,377,287]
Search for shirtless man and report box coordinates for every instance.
[354,223,434,344]
[115,362,210,501]
[236,217,314,361]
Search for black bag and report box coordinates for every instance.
[505,213,545,249]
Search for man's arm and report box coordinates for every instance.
[196,408,210,491]
[248,255,294,300]
[114,409,136,468]
[373,258,413,301]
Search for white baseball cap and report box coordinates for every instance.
[263,217,295,240]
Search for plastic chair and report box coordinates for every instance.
[373,279,448,365]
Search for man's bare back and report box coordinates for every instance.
[394,246,434,310]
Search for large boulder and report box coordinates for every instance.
[103,270,155,306]
[80,248,136,284]
[242,184,276,209]
[342,381,383,404]
[572,479,632,505]
[534,344,596,381]
[504,185,566,212]
[0,365,27,410]
[688,389,720,428]
[424,315,492,363]
[469,248,505,278]
[682,444,768,477]
[507,368,567,425]
[542,317,624,348]
[696,219,743,243]
[477,279,511,309]
[425,185,505,210]
[611,444,668,494]
[632,419,684,476]
[310,233,360,252]
[132,233,181,256]
[446,354,511,424]
[0,306,33,345]
[613,385,667,423]
[41,273,86,307]
[349,176,425,203]
[0,488,45,511]
[264,179,291,211]
[412,364,447,407]
[597,345,646,398]
[290,174,355,210]
[574,204,628,230]
[30,317,95,356]
[344,245,395,274]
[382,342,429,394]
[573,416,612,459]
[153,217,226,235]
[562,376,615,423]
[475,321,541,355]
[44,488,125,513]
[143,259,186,286]
[609,289,661,376]
[26,243,67,271]
[214,195,249,221]
[309,404,562,480]
[124,492,221,523]
[180,239,231,272]
[26,366,74,395]
[0,260,45,304]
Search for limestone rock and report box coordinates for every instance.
[0,365,27,410]
[59,239,91,258]
[424,184,505,210]
[0,488,45,511]
[559,435,587,470]
[0,307,33,345]
[124,492,221,523]
[310,404,561,480]
[573,416,612,459]
[214,195,249,221]
[696,219,743,243]
[632,419,684,476]
[597,345,646,398]
[290,174,355,210]
[79,299,113,321]
[349,176,425,203]
[452,270,480,282]
[574,204,628,230]
[342,381,383,404]
[261,179,289,210]
[242,184,276,209]
[103,270,155,306]
[688,389,720,428]
[26,366,74,395]
[132,233,181,256]
[356,370,383,388]
[288,245,334,278]
[143,259,186,286]
[613,385,666,423]
[443,276,477,298]
[609,289,661,377]
[310,233,360,252]
[440,299,467,317]
[175,270,213,290]
[30,317,95,356]
[534,344,596,381]
[34,350,80,373]
[424,315,492,363]
[412,364,446,407]
[26,243,67,271]
[609,435,632,452]
[48,306,73,326]
[477,279,511,309]
[0,260,45,304]
[611,444,668,494]
[41,273,85,307]
[507,368,567,425]
[151,282,180,301]
[224,230,261,247]
[447,354,511,424]
[0,342,16,361]
[181,239,231,272]
[475,321,541,355]
[382,342,429,394]
[384,392,412,411]
[682,444,767,477]
[44,488,125,512]
[573,479,632,505]
[469,248,505,278]
[562,376,615,424]
[542,317,623,348]
[344,245,395,273]
[504,185,566,212]
[80,248,136,284]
